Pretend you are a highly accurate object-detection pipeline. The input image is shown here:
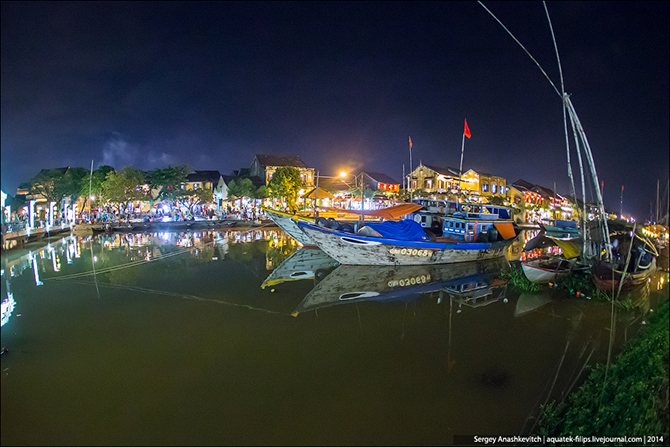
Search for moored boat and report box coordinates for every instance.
[262,204,423,247]
[297,216,519,266]
[261,207,317,246]
[591,258,656,293]
[521,256,577,284]
[540,220,580,238]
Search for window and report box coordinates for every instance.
[194,183,199,190]
[482,183,488,192]
[500,186,505,194]
[491,184,497,193]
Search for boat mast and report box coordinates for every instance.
[88,159,93,222]
[657,179,660,223]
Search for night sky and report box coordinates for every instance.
[2,1,668,220]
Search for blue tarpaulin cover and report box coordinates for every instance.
[365,220,429,242]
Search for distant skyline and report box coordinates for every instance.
[2,2,668,219]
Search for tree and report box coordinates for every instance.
[176,187,213,215]
[267,166,304,212]
[148,165,191,207]
[102,167,148,212]
[26,167,88,207]
[80,165,115,202]
[487,195,506,206]
[255,185,269,200]
[227,178,256,201]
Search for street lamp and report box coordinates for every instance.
[314,171,349,217]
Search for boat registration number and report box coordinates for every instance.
[388,275,431,288]
[389,248,433,257]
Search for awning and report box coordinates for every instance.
[318,203,423,220]
[302,187,334,200]
[493,222,516,240]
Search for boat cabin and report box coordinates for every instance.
[410,199,513,219]
[442,212,504,242]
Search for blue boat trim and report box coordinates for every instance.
[297,221,507,251]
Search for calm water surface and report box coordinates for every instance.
[1,229,667,445]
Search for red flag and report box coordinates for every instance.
[409,136,412,148]
[464,119,471,139]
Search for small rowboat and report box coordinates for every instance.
[521,256,574,284]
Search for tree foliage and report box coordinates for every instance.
[227,178,257,200]
[148,165,191,204]
[27,167,88,206]
[80,165,115,200]
[487,195,506,206]
[176,187,213,214]
[102,167,148,209]
[267,166,304,212]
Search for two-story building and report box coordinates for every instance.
[408,164,461,195]
[184,170,228,211]
[459,169,507,198]
[511,179,575,222]
[408,163,507,201]
[249,154,315,188]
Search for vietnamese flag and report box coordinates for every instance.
[464,119,471,139]
[409,136,412,148]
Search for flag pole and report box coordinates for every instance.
[458,133,465,204]
[409,137,413,202]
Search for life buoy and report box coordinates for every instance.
[413,214,422,223]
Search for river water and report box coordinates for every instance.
[1,229,667,445]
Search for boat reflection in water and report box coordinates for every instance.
[261,247,339,289]
[293,257,510,315]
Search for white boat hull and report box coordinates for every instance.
[299,222,516,266]
[263,209,316,246]
[521,260,567,284]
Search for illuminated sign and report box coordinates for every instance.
[378,183,399,192]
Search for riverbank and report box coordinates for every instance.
[533,289,669,441]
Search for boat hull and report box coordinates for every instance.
[299,222,516,266]
[591,258,656,292]
[263,208,316,246]
[521,258,571,284]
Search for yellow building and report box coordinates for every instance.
[408,164,461,195]
[250,154,315,187]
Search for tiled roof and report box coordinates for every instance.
[254,154,309,168]
[512,179,536,191]
[186,170,221,183]
[361,171,399,185]
[423,165,461,176]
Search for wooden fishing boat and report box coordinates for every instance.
[261,247,339,289]
[540,220,580,238]
[261,208,317,246]
[261,204,423,247]
[586,219,658,292]
[297,216,519,266]
[293,257,509,315]
[521,256,575,284]
[591,258,656,293]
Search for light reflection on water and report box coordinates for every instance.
[1,229,667,445]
